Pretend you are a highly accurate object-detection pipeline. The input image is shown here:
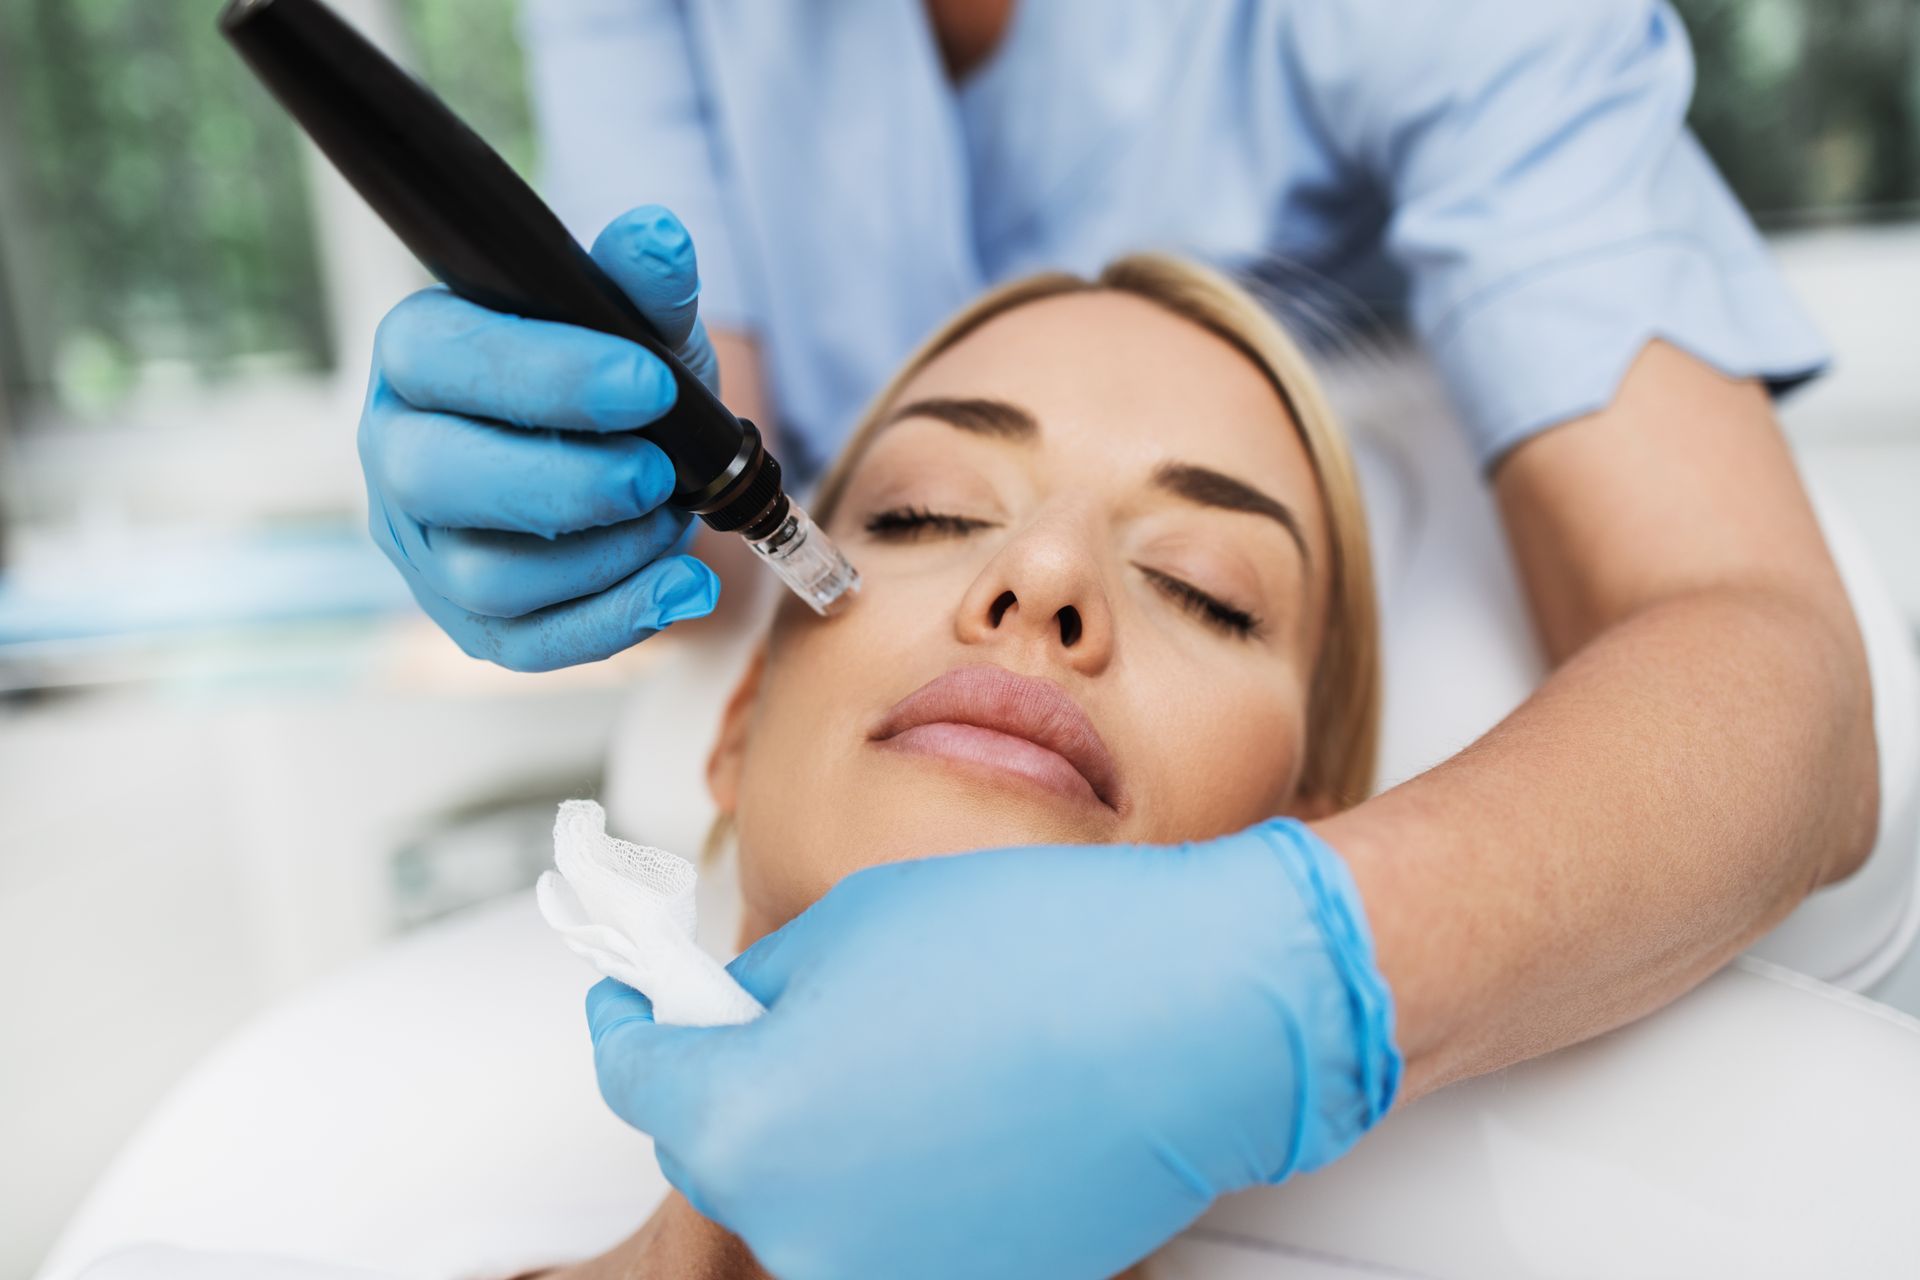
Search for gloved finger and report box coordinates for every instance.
[724,918,805,1009]
[375,287,679,432]
[588,980,731,1144]
[651,1146,700,1205]
[365,392,679,536]
[405,553,720,672]
[404,508,692,619]
[650,1145,737,1235]
[587,976,655,1031]
[667,511,701,557]
[721,857,919,1007]
[590,205,720,391]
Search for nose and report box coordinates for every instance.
[955,516,1114,673]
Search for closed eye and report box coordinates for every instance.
[1134,564,1261,638]
[863,505,999,540]
[863,508,1261,638]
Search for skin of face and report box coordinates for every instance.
[707,290,1336,939]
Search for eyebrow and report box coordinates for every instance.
[881,396,1309,563]
[1152,462,1311,565]
[883,396,1038,439]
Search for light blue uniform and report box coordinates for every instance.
[521,0,1826,477]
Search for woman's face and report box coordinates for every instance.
[710,290,1335,935]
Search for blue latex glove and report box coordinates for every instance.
[588,820,1401,1280]
[359,205,722,671]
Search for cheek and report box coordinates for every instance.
[729,633,864,925]
[728,581,955,924]
[1123,667,1311,842]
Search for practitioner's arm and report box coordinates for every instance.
[1284,0,1875,1099]
[1329,340,1878,1101]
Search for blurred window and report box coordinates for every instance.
[0,2,331,420]
[1677,0,1920,223]
[0,0,531,427]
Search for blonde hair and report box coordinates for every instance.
[807,254,1380,809]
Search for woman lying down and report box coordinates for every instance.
[532,253,1379,1280]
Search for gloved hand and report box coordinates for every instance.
[359,205,722,671]
[587,819,1402,1280]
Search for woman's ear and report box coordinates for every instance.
[707,646,769,816]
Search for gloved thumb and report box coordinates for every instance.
[590,205,719,391]
[725,860,907,1007]
[585,977,727,1142]
[724,916,807,1008]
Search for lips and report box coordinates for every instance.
[870,665,1124,813]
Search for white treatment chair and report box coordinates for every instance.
[40,378,1920,1279]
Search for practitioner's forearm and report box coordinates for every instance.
[1326,584,1876,1099]
[1322,341,1879,1102]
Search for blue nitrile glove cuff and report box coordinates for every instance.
[1246,817,1402,1177]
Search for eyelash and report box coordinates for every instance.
[863,505,997,540]
[1135,565,1261,638]
[862,506,1262,639]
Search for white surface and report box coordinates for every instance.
[0,678,623,1279]
[72,1250,405,1280]
[40,887,1920,1280]
[38,894,663,1280]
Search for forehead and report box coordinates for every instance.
[887,290,1320,521]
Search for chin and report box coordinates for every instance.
[886,764,1115,842]
[737,777,1118,932]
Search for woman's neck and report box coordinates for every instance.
[539,1193,771,1280]
[546,1186,1155,1279]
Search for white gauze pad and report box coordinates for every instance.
[536,800,764,1027]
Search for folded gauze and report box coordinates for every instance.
[536,799,764,1027]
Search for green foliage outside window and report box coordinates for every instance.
[0,0,333,414]
[0,0,532,420]
[396,0,536,178]
[1678,0,1920,220]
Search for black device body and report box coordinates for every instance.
[218,0,791,539]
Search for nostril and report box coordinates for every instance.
[989,590,1017,628]
[1057,605,1082,647]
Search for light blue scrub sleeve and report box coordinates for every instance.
[518,0,757,335]
[1289,0,1829,466]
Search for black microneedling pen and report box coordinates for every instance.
[219,0,859,616]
